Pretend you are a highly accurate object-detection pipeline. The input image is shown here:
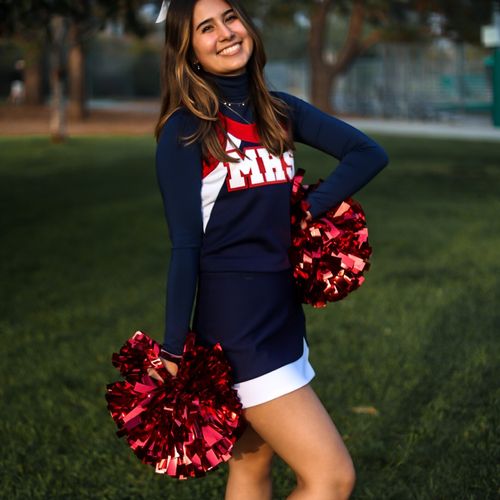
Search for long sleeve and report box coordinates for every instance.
[155,109,203,356]
[274,92,389,218]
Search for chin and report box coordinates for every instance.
[223,61,249,74]
[210,63,247,76]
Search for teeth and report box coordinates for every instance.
[219,44,240,56]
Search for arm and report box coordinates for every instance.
[155,109,203,356]
[275,92,389,218]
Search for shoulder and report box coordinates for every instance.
[156,108,203,173]
[269,91,313,123]
[271,90,297,110]
[157,107,200,147]
[270,91,307,109]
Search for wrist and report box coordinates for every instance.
[160,346,183,365]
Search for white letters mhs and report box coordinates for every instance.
[225,147,294,191]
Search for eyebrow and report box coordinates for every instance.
[195,8,234,31]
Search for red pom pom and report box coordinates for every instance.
[105,331,246,479]
[290,168,372,308]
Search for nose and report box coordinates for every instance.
[217,22,235,41]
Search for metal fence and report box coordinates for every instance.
[267,41,492,121]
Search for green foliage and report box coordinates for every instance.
[0,135,499,498]
[249,0,497,46]
[424,0,495,43]
[0,0,153,38]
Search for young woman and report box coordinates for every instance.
[149,1,389,498]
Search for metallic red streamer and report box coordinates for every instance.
[105,331,246,479]
[290,168,372,308]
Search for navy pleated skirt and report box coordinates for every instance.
[192,267,315,408]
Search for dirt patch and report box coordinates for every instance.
[0,103,159,137]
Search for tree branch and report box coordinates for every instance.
[361,28,383,51]
[330,0,366,75]
[309,0,333,66]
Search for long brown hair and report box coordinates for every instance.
[154,0,294,163]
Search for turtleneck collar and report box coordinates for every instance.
[204,71,250,102]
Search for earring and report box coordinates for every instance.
[194,62,201,72]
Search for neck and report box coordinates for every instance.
[204,70,250,102]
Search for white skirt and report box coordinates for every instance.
[232,338,315,408]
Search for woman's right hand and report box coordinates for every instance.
[147,357,179,382]
[300,209,313,230]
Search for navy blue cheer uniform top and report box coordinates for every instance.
[156,71,388,407]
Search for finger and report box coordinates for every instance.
[147,368,164,383]
[161,358,179,377]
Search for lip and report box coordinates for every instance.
[217,42,242,56]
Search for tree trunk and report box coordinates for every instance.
[308,0,382,115]
[310,62,336,113]
[308,0,335,113]
[49,15,68,143]
[14,37,45,105]
[25,64,42,105]
[68,22,88,121]
[24,51,43,105]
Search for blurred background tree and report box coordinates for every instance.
[0,0,155,140]
[0,0,496,131]
[249,0,495,112]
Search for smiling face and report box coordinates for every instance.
[191,0,254,76]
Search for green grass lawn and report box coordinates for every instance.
[0,134,499,499]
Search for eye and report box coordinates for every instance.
[225,14,238,23]
[201,24,213,33]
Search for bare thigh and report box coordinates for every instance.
[242,384,353,483]
[227,422,274,472]
[225,424,274,500]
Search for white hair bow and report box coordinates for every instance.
[156,1,169,23]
